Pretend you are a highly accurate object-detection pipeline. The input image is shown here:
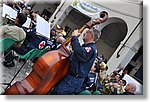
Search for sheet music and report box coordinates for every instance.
[36,14,50,39]
[2,3,17,19]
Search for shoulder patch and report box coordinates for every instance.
[85,47,92,53]
[39,41,46,49]
[27,29,31,32]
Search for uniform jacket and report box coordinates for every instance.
[52,36,97,95]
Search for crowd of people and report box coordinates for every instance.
[0,0,137,95]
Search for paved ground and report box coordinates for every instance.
[0,56,33,94]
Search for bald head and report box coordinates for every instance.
[125,83,137,93]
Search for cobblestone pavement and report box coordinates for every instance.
[0,57,33,94]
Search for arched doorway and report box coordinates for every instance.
[96,17,128,60]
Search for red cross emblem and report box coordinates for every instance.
[85,47,91,53]
[39,41,46,49]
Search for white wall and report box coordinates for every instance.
[49,0,74,28]
[107,21,142,75]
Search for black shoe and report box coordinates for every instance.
[14,56,19,60]
[2,61,15,68]
[18,58,26,63]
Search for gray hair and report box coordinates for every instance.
[89,28,101,42]
[56,36,66,44]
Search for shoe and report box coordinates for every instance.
[18,58,26,63]
[14,56,19,60]
[2,61,15,68]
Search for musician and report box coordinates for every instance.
[51,28,101,95]
[50,26,66,49]
[1,13,27,67]
[14,27,57,55]
[0,13,27,46]
[2,25,58,67]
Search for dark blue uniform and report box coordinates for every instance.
[84,72,98,91]
[52,36,97,95]
[14,28,56,55]
[81,72,103,93]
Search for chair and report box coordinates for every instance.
[34,47,49,59]
[78,90,92,95]
[92,90,101,95]
[17,48,41,73]
[0,38,17,52]
[18,48,49,73]
[18,49,41,60]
